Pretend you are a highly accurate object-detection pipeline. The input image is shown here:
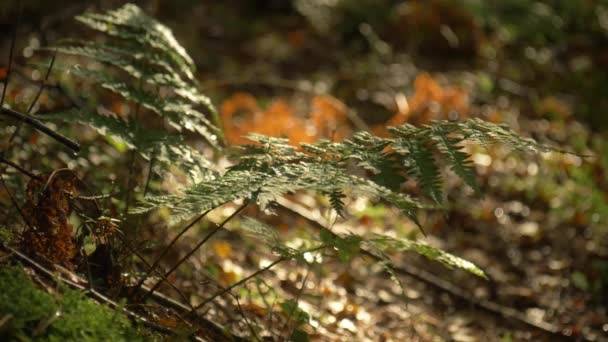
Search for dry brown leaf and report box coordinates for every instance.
[212,241,233,259]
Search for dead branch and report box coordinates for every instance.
[0,106,80,153]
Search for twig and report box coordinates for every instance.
[255,279,272,313]
[26,54,57,114]
[122,149,137,219]
[69,192,121,200]
[0,174,34,231]
[130,209,212,296]
[0,106,80,153]
[131,284,248,341]
[230,292,261,342]
[192,256,286,313]
[122,80,143,222]
[281,249,318,335]
[192,244,326,315]
[142,202,249,302]
[114,232,194,308]
[143,153,155,196]
[0,156,41,180]
[282,278,308,334]
[41,168,72,193]
[274,197,588,341]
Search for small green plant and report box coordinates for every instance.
[44,3,222,183]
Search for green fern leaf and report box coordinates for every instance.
[328,190,346,217]
[75,4,196,81]
[38,108,215,182]
[404,140,444,203]
[365,234,487,278]
[319,230,362,263]
[49,4,223,153]
[431,128,480,193]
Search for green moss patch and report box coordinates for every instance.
[0,267,157,341]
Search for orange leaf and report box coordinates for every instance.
[212,241,233,259]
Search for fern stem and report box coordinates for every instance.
[281,251,317,335]
[230,292,262,342]
[130,209,212,296]
[127,152,157,260]
[142,202,249,302]
[115,233,194,308]
[195,257,283,313]
[190,245,326,314]
[143,153,156,196]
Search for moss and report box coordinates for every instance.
[0,267,159,341]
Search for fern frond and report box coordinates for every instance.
[233,217,309,259]
[328,190,346,217]
[134,160,422,225]
[432,118,546,152]
[50,42,210,107]
[431,128,480,192]
[38,108,215,182]
[319,230,362,263]
[134,118,552,229]
[48,3,223,164]
[235,217,281,247]
[74,4,195,81]
[52,53,220,148]
[364,234,487,278]
[404,140,443,203]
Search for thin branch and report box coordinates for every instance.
[230,292,261,342]
[122,149,137,219]
[0,106,80,153]
[27,54,57,114]
[0,174,34,231]
[70,201,196,312]
[122,80,143,221]
[5,238,243,340]
[114,232,194,308]
[191,244,326,314]
[132,284,248,342]
[0,156,41,180]
[143,153,156,196]
[130,209,212,296]
[142,202,249,301]
[282,251,316,335]
[69,192,121,200]
[193,257,285,313]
